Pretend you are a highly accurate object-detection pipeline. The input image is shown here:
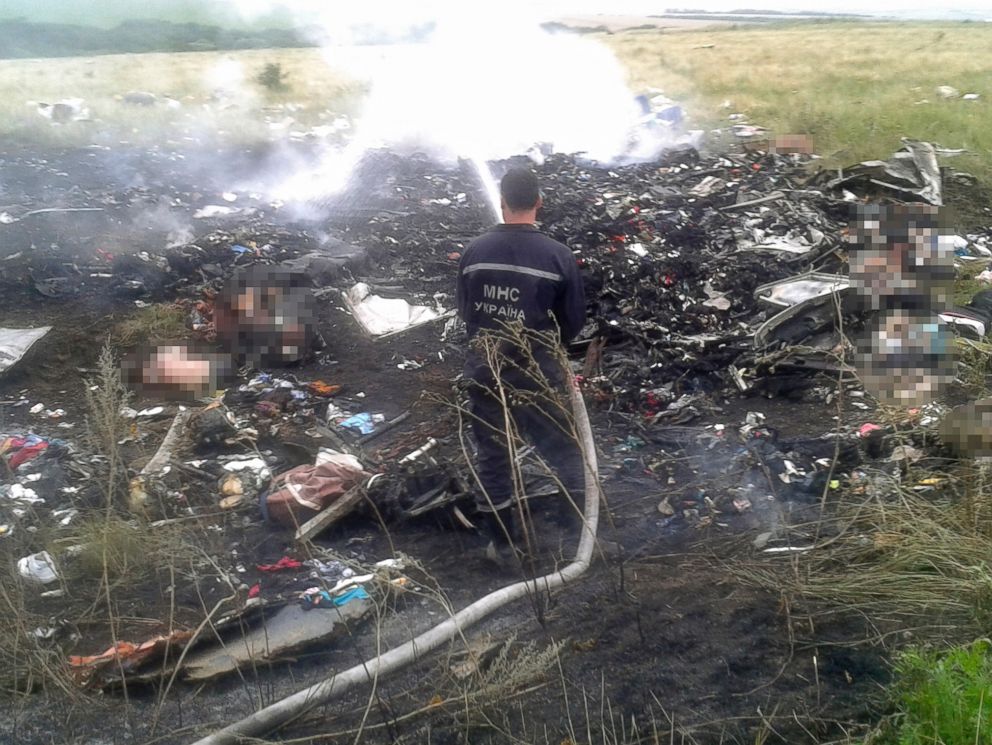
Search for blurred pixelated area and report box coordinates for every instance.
[849,204,958,407]
[848,203,954,310]
[940,398,992,459]
[121,266,319,400]
[856,309,956,407]
[214,266,320,366]
[123,344,231,401]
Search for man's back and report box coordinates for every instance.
[456,167,588,550]
[456,223,585,344]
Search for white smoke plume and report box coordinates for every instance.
[226,1,673,205]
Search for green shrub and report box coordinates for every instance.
[887,641,992,744]
[256,61,288,91]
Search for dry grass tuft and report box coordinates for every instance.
[740,464,992,641]
[455,636,564,714]
[83,342,132,508]
[67,514,193,584]
[955,337,992,396]
[113,303,188,346]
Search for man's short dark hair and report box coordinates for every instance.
[500,168,540,211]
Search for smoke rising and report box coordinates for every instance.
[225,1,674,206]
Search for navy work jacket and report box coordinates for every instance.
[456,223,585,385]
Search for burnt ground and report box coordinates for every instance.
[0,141,924,744]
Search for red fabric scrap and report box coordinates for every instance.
[10,442,48,470]
[256,556,302,572]
[1,437,49,470]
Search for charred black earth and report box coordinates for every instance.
[1,140,979,744]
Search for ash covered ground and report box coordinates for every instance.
[0,138,987,744]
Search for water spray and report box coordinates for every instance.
[470,154,502,224]
[225,1,676,214]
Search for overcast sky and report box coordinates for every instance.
[545,0,989,18]
[301,0,991,20]
[344,0,992,19]
[5,0,989,26]
[295,0,988,23]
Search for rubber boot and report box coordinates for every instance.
[480,506,523,568]
[480,505,516,544]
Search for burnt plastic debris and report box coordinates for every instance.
[1,139,978,418]
[0,327,51,376]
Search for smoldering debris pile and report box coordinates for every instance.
[5,140,987,413]
[329,144,959,412]
[4,137,992,705]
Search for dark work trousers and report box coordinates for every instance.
[468,381,585,518]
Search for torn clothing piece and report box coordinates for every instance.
[1,434,51,470]
[261,461,367,527]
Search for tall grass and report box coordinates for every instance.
[606,22,992,184]
[873,640,992,745]
[738,461,992,643]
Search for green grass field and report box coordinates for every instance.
[2,20,991,191]
[605,21,992,184]
[0,48,363,147]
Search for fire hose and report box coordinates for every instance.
[191,383,601,745]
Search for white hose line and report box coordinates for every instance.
[191,385,601,745]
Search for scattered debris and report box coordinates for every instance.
[262,461,368,526]
[17,550,60,584]
[827,138,943,205]
[33,98,89,123]
[181,591,372,681]
[68,630,194,686]
[1,129,989,737]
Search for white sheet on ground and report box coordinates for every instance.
[0,327,51,374]
[343,283,447,337]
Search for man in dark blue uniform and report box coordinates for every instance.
[456,167,586,550]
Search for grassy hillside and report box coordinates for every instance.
[0,0,292,28]
[0,19,311,58]
[605,21,992,183]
